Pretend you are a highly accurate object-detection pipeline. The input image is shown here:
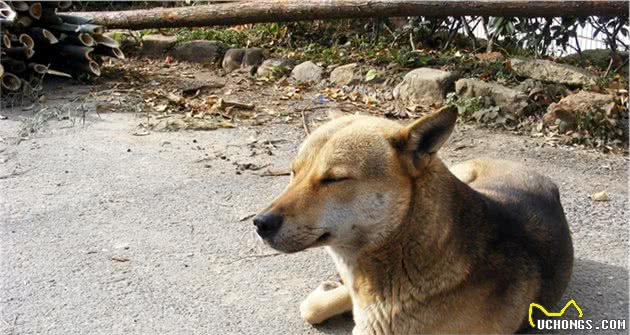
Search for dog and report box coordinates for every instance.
[253,106,574,334]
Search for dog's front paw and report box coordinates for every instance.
[300,280,350,325]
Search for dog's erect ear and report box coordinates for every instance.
[397,106,458,155]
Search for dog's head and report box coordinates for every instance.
[254,107,457,253]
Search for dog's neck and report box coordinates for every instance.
[328,157,489,310]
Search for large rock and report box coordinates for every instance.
[242,48,267,67]
[256,58,298,78]
[543,91,616,133]
[510,58,596,87]
[222,49,246,73]
[455,78,528,116]
[141,34,177,56]
[330,63,361,86]
[222,48,269,73]
[393,68,456,107]
[290,61,323,84]
[171,40,226,65]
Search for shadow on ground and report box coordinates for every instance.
[312,258,629,335]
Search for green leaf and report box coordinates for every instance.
[365,69,378,82]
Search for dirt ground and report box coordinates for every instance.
[0,69,628,335]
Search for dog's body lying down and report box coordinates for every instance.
[254,107,573,334]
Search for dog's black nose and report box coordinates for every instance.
[253,213,283,239]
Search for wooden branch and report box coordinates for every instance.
[69,1,628,30]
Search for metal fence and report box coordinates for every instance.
[465,18,627,56]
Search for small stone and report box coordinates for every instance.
[290,61,323,84]
[329,63,361,86]
[393,68,457,107]
[256,58,297,78]
[222,48,269,73]
[592,191,609,202]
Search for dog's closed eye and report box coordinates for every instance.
[320,176,351,185]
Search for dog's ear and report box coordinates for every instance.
[396,106,458,155]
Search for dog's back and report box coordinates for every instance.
[451,159,574,329]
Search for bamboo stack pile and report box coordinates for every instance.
[0,1,124,94]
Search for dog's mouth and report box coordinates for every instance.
[268,232,333,254]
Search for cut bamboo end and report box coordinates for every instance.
[19,34,34,49]
[42,28,58,44]
[25,48,34,59]
[79,33,95,46]
[90,61,100,76]
[2,33,10,48]
[62,32,95,47]
[57,44,94,61]
[10,1,28,11]
[0,0,16,22]
[82,61,100,76]
[93,33,119,48]
[1,72,22,91]
[28,63,48,74]
[95,45,125,60]
[28,2,42,19]
[111,47,125,59]
[0,64,4,78]
[57,1,72,10]
[78,24,104,35]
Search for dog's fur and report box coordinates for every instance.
[255,107,574,334]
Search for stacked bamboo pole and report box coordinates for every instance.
[0,1,124,94]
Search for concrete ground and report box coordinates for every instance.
[0,107,628,334]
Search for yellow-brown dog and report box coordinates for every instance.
[254,107,573,334]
